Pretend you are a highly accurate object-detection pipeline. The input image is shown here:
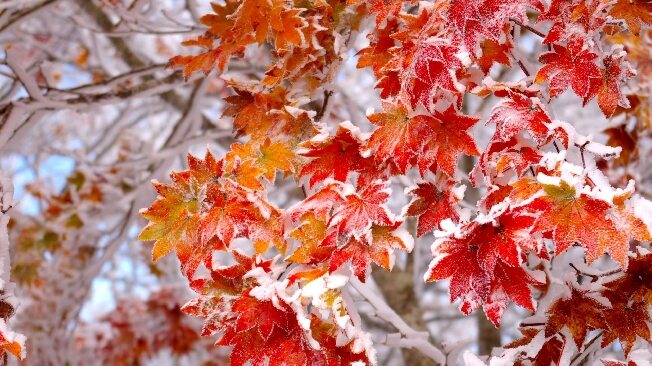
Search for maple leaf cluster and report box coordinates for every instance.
[75,288,209,366]
[137,0,652,364]
[505,252,652,365]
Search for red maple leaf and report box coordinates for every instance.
[507,329,566,366]
[326,181,394,243]
[535,37,601,103]
[448,0,544,54]
[402,38,466,109]
[545,288,607,347]
[195,290,372,366]
[328,222,412,281]
[416,106,480,177]
[538,0,606,44]
[367,101,430,173]
[485,92,559,146]
[597,50,636,117]
[365,0,409,25]
[426,211,541,326]
[601,295,652,355]
[299,122,372,187]
[405,181,461,237]
[357,18,399,77]
[471,138,543,185]
[603,252,652,304]
[477,38,512,74]
[286,182,345,223]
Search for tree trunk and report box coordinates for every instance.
[477,310,501,356]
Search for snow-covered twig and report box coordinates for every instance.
[350,277,446,364]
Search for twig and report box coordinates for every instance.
[0,0,58,34]
[569,263,621,283]
[315,90,333,122]
[579,141,589,169]
[515,58,531,77]
[6,49,46,102]
[509,18,546,38]
[509,49,531,77]
[570,331,603,365]
[520,322,545,327]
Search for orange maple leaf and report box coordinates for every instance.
[528,181,630,265]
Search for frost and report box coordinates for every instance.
[537,173,562,186]
[392,227,414,252]
[475,199,510,225]
[584,178,635,205]
[455,49,472,67]
[539,150,567,170]
[633,196,652,233]
[424,252,449,280]
[583,141,621,160]
[433,218,462,238]
[339,120,366,141]
[452,184,466,201]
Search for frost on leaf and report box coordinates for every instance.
[288,181,411,281]
[226,138,295,187]
[471,138,543,186]
[287,213,331,264]
[328,223,413,281]
[402,38,466,110]
[367,101,429,173]
[300,123,372,187]
[325,181,394,244]
[535,37,601,103]
[600,252,652,355]
[447,0,544,55]
[357,18,398,83]
[130,0,652,363]
[425,210,542,326]
[139,151,285,276]
[485,92,560,147]
[525,180,648,266]
[183,254,372,365]
[168,0,308,78]
[405,181,461,237]
[597,50,636,117]
[506,329,566,366]
[545,288,607,347]
[139,177,203,263]
[357,102,479,177]
[477,39,512,74]
[609,0,652,36]
[364,0,408,25]
[537,0,606,44]
[416,106,480,177]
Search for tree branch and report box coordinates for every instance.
[350,277,446,365]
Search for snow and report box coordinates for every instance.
[462,350,487,365]
[633,196,652,234]
[0,319,26,359]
